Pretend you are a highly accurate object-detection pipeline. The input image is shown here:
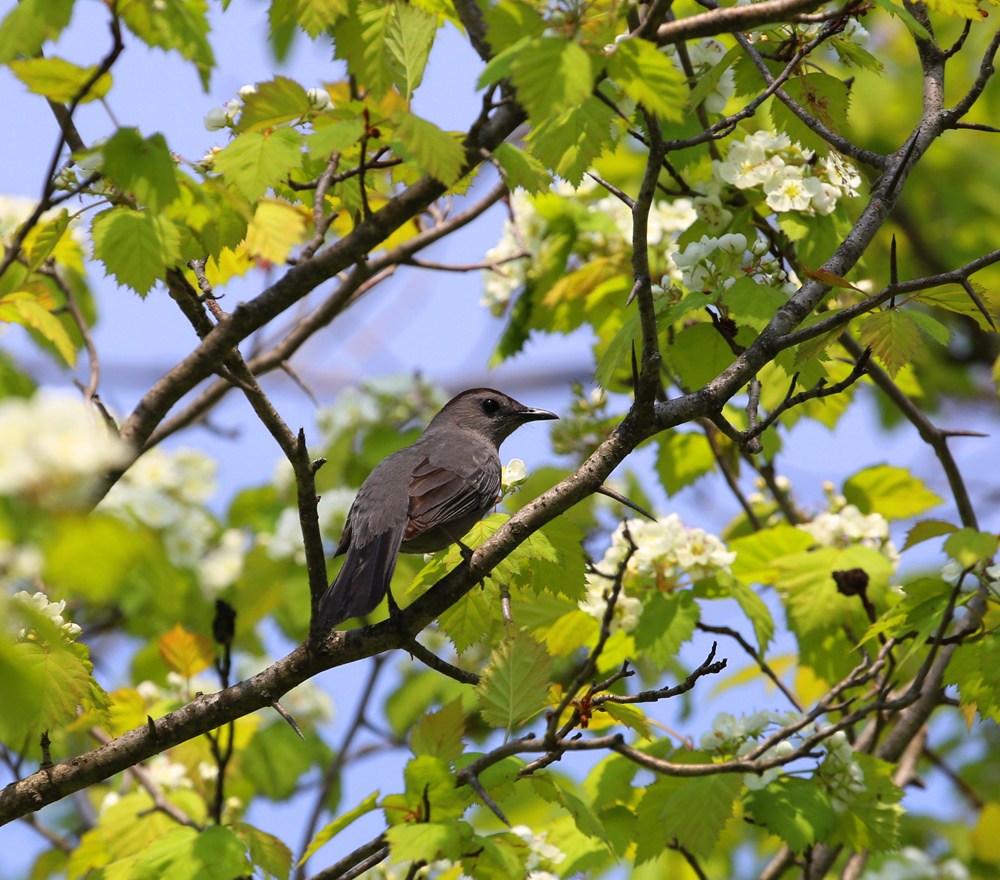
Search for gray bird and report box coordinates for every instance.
[317,388,558,628]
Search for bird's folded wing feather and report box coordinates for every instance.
[404,450,501,541]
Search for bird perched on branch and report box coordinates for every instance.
[317,388,558,628]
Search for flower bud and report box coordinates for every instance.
[204,107,229,131]
[238,84,258,101]
[307,87,332,111]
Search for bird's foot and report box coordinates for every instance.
[387,588,400,618]
[455,539,475,566]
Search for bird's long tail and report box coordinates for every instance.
[317,532,401,628]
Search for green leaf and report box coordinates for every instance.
[723,276,789,332]
[307,116,366,158]
[632,591,700,667]
[0,0,73,65]
[668,321,737,389]
[656,430,716,496]
[493,142,552,194]
[944,528,999,567]
[484,0,544,53]
[129,825,249,880]
[606,38,686,120]
[658,772,743,858]
[527,95,615,186]
[332,1,395,98]
[235,76,311,133]
[687,45,741,111]
[400,755,470,822]
[6,294,77,366]
[460,832,529,880]
[858,309,921,378]
[510,37,593,123]
[916,283,1000,331]
[393,111,466,185]
[923,0,982,19]
[907,309,952,345]
[745,778,835,853]
[233,824,292,880]
[242,722,323,801]
[731,524,815,586]
[532,774,612,849]
[385,821,467,864]
[9,56,111,103]
[411,698,465,764]
[476,631,553,735]
[0,349,35,399]
[843,464,943,520]
[902,519,958,550]
[91,207,181,296]
[102,129,181,211]
[477,33,532,89]
[297,0,347,38]
[214,128,303,201]
[871,0,932,40]
[120,0,215,90]
[695,576,775,654]
[26,209,70,271]
[860,577,953,663]
[770,73,850,156]
[601,702,652,739]
[297,791,379,865]
[385,0,437,102]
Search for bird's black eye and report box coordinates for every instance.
[481,398,500,415]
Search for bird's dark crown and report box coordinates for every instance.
[425,388,557,446]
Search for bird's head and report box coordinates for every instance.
[427,388,558,448]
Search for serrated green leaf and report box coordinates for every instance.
[332,1,395,98]
[120,0,215,90]
[723,276,788,332]
[832,754,904,853]
[907,309,952,345]
[234,824,291,880]
[102,129,181,211]
[843,464,943,520]
[659,772,742,858]
[214,128,303,201]
[859,577,953,663]
[656,429,716,496]
[532,774,612,849]
[386,821,466,864]
[601,701,652,739]
[902,519,957,550]
[668,321,737,389]
[386,0,437,101]
[687,45,741,111]
[25,210,70,272]
[606,38,686,121]
[297,0,347,38]
[770,73,849,156]
[393,111,466,185]
[493,142,552,194]
[130,825,249,880]
[484,0,544,54]
[10,56,111,104]
[2,292,76,366]
[0,0,73,65]
[91,207,180,295]
[411,698,465,764]
[632,591,700,667]
[307,116,366,158]
[297,791,379,865]
[871,0,932,40]
[916,283,1000,331]
[476,631,553,736]
[436,590,493,654]
[923,0,982,19]
[858,309,921,377]
[235,76,311,133]
[731,524,815,586]
[944,528,998,567]
[745,778,835,853]
[476,34,532,90]
[527,95,615,186]
[511,36,593,123]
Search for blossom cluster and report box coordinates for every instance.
[670,230,798,295]
[12,589,83,641]
[700,709,802,788]
[714,130,861,216]
[798,481,900,568]
[818,729,866,813]
[578,515,737,632]
[0,392,130,506]
[859,847,969,880]
[99,446,238,586]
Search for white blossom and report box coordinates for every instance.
[307,87,333,111]
[12,589,83,640]
[198,529,247,595]
[0,392,131,506]
[146,755,192,791]
[511,825,566,871]
[501,458,528,493]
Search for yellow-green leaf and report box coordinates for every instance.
[606,38,686,121]
[393,111,466,185]
[859,309,921,378]
[297,791,380,865]
[158,624,215,678]
[234,76,312,133]
[9,55,112,103]
[243,198,309,265]
[476,631,553,736]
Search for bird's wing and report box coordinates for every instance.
[404,448,501,542]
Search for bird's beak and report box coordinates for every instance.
[520,407,559,422]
